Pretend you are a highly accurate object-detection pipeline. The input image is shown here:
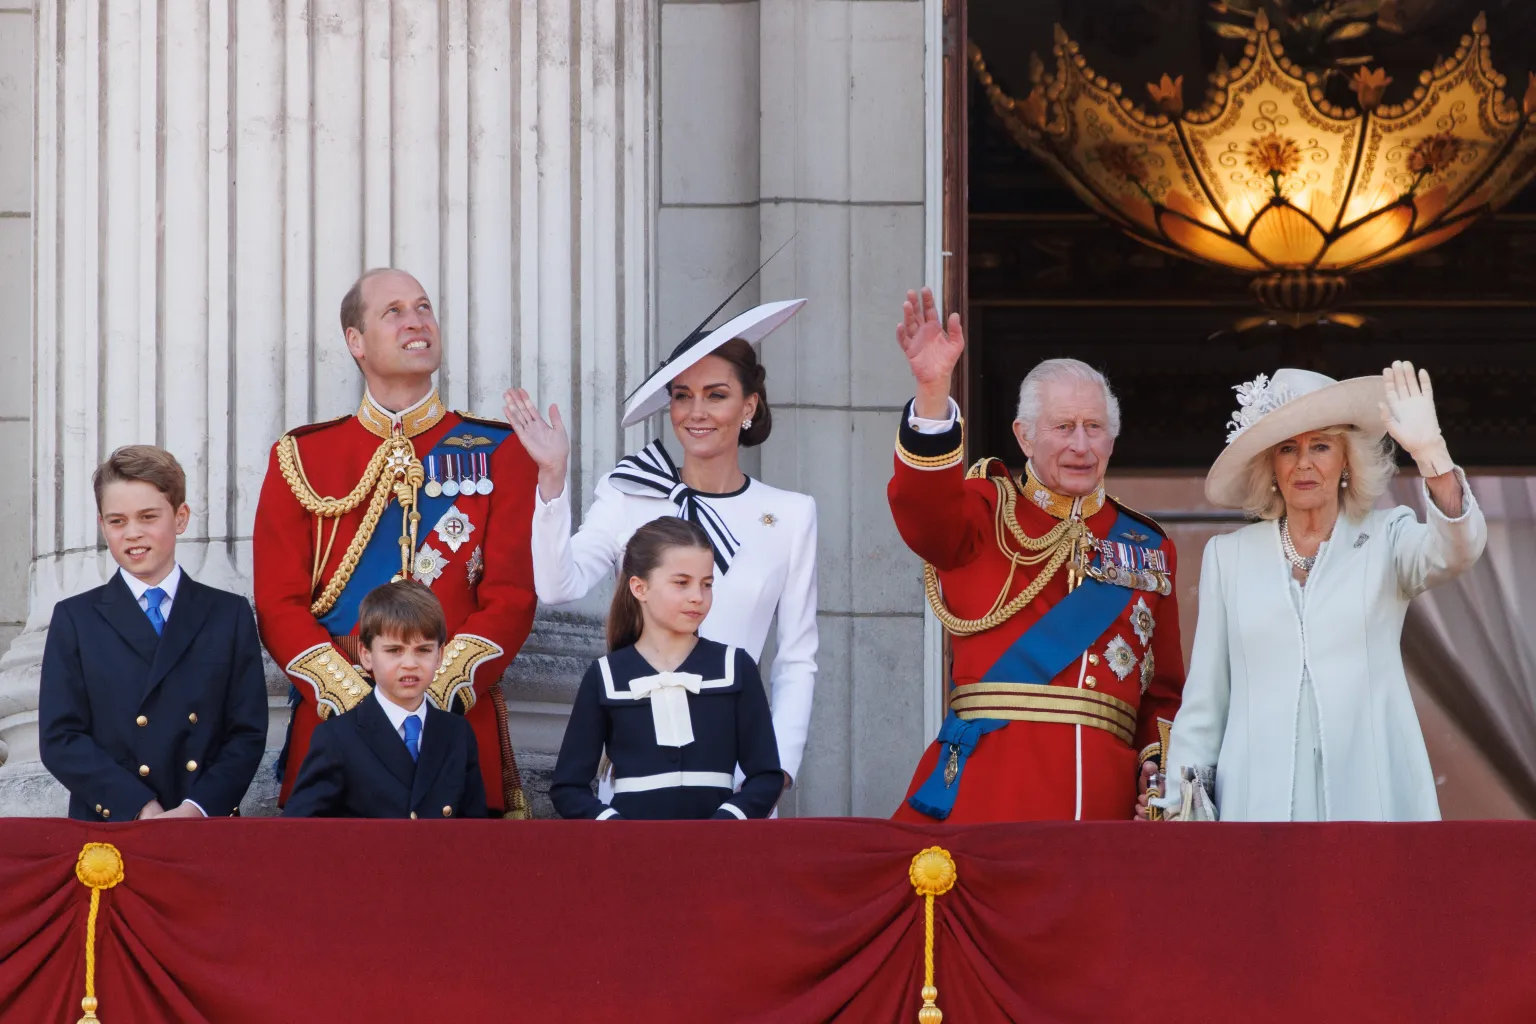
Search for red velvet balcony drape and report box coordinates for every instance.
[2,818,1534,1023]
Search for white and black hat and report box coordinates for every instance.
[621,242,805,428]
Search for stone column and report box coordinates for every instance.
[655,0,934,817]
[0,0,654,815]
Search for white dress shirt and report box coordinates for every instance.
[532,470,819,782]
[908,397,961,434]
[119,564,181,622]
[374,686,430,752]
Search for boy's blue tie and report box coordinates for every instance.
[142,587,167,636]
[402,714,421,762]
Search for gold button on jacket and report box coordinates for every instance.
[135,715,148,727]
[409,812,418,820]
[185,760,198,772]
[442,806,453,817]
[188,712,198,724]
[138,765,150,777]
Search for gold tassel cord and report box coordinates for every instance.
[909,846,958,1024]
[74,843,125,1024]
[925,472,1089,635]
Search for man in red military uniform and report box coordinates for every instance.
[889,288,1184,822]
[254,268,538,816]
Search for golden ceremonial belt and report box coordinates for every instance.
[949,682,1136,746]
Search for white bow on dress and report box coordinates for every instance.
[627,671,704,747]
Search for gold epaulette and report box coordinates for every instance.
[964,455,1012,481]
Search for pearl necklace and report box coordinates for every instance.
[1279,517,1316,574]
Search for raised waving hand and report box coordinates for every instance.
[503,387,570,501]
[897,287,964,418]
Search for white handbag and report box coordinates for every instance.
[1166,765,1218,822]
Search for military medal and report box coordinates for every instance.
[442,455,460,497]
[413,543,446,586]
[465,545,485,588]
[475,453,494,494]
[424,456,443,498]
[432,504,475,553]
[460,453,480,496]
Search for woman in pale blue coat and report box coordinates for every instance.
[1150,362,1485,822]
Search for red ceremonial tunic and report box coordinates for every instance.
[253,390,538,813]
[888,406,1185,823]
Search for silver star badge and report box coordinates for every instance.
[414,543,447,586]
[432,504,475,553]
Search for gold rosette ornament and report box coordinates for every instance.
[74,843,126,1023]
[909,846,959,1024]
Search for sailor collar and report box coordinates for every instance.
[357,387,447,439]
[1020,461,1106,521]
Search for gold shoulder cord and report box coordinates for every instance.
[923,464,1091,636]
[277,433,425,617]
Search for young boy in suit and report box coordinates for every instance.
[39,445,269,821]
[283,582,488,819]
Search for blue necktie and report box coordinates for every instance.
[142,587,167,636]
[402,714,421,762]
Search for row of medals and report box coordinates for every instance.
[422,453,494,499]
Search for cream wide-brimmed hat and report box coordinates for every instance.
[1204,368,1386,508]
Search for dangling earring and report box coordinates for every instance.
[741,417,753,430]
[1270,479,1278,493]
[1341,470,1351,490]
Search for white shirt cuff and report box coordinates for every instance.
[907,397,960,435]
[184,799,209,817]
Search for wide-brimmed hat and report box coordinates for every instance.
[621,299,806,427]
[1205,368,1386,508]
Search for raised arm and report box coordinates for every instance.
[887,287,995,570]
[1378,361,1486,595]
[505,389,631,605]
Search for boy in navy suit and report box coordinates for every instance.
[283,582,488,819]
[39,446,268,821]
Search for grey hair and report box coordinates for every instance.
[1241,426,1397,522]
[1014,358,1122,442]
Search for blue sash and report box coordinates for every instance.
[907,509,1161,819]
[317,423,512,636]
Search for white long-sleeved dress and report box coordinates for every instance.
[1164,472,1486,822]
[532,468,819,782]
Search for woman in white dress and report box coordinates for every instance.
[503,300,818,796]
[1146,361,1486,822]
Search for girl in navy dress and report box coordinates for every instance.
[551,517,783,820]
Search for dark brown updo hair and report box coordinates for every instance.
[606,517,715,651]
[710,338,772,447]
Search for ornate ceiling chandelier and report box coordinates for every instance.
[972,12,1536,325]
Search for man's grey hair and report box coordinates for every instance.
[1014,358,1122,442]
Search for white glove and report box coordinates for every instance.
[1380,360,1453,478]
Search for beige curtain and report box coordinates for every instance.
[1393,476,1536,814]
